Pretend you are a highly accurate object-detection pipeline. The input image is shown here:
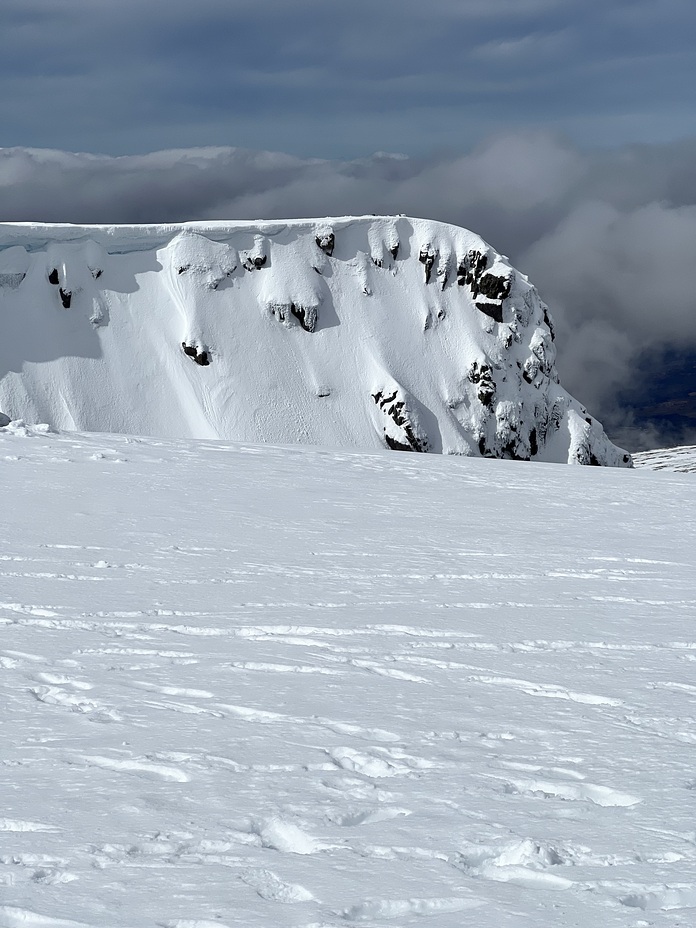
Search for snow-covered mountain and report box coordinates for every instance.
[0,216,629,465]
[1,423,694,928]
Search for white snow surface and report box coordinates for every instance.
[0,216,629,466]
[1,422,695,927]
[634,445,696,473]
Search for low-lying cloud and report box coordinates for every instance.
[2,132,696,450]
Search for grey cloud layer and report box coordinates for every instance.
[2,133,696,449]
[2,0,696,155]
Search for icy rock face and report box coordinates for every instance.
[372,383,429,453]
[0,216,630,465]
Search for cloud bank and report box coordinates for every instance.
[2,133,696,449]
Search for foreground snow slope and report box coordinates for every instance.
[1,424,694,928]
[0,217,628,465]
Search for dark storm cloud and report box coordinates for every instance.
[1,0,696,155]
[2,133,696,450]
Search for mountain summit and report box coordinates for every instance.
[0,216,629,465]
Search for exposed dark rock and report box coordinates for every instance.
[290,303,317,333]
[457,250,510,323]
[468,361,496,408]
[549,401,565,432]
[389,243,399,260]
[242,254,267,271]
[523,339,553,387]
[500,438,520,459]
[372,389,428,452]
[475,301,503,324]
[373,389,398,407]
[572,425,605,466]
[0,412,10,427]
[177,265,190,275]
[457,250,488,293]
[418,246,436,284]
[269,302,317,331]
[315,232,335,257]
[529,428,538,457]
[91,268,103,280]
[181,342,210,366]
[48,268,60,285]
[59,288,72,309]
[384,433,416,452]
[543,307,555,341]
[478,273,511,302]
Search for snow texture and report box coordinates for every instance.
[634,445,696,473]
[0,423,694,927]
[0,216,629,466]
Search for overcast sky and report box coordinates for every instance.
[1,0,696,450]
[2,0,696,156]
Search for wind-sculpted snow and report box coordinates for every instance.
[634,445,696,473]
[0,217,629,465]
[0,424,694,927]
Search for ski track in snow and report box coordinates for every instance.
[0,426,695,927]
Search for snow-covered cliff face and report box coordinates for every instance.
[0,216,630,466]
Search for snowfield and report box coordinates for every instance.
[634,446,696,474]
[1,422,694,928]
